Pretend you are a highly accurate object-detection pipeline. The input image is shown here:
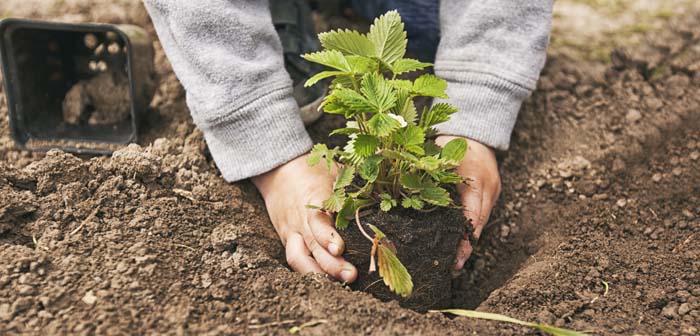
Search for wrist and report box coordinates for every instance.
[252,154,306,197]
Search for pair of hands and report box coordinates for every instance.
[251,136,501,282]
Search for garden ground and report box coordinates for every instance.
[1,1,699,334]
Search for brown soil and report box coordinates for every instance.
[1,1,700,335]
[341,206,469,312]
[63,72,131,126]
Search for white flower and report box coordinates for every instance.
[387,113,407,127]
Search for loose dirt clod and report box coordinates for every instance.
[62,72,131,125]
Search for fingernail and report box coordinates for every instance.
[340,269,354,282]
[328,243,340,256]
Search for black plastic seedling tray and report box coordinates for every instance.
[0,19,155,154]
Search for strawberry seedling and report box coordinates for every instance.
[304,10,467,298]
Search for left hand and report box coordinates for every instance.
[435,135,502,271]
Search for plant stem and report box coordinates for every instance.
[355,206,373,243]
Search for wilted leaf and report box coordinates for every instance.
[377,245,413,297]
[431,310,588,336]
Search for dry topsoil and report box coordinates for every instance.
[1,1,699,335]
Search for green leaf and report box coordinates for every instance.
[391,58,432,74]
[335,198,354,229]
[334,166,355,191]
[305,70,345,87]
[323,190,347,213]
[359,155,383,182]
[391,88,417,125]
[336,198,374,229]
[319,29,374,57]
[423,141,442,156]
[420,186,451,206]
[377,245,413,297]
[308,144,338,171]
[353,134,380,157]
[413,74,448,98]
[420,103,458,128]
[389,79,413,91]
[368,113,401,137]
[400,174,425,190]
[392,125,424,147]
[441,138,468,163]
[302,50,351,72]
[401,195,424,210]
[367,10,407,65]
[417,156,441,171]
[361,73,396,113]
[380,149,419,163]
[346,55,378,73]
[405,145,425,155]
[431,310,589,336]
[379,193,397,212]
[380,200,393,212]
[333,88,373,113]
[329,127,361,136]
[430,171,463,184]
[319,96,345,115]
[330,75,355,90]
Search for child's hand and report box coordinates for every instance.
[251,155,358,283]
[436,136,502,271]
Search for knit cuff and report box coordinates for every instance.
[433,70,532,150]
[191,87,313,182]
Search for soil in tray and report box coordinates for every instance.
[340,205,472,312]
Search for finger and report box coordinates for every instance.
[309,242,358,283]
[453,238,473,271]
[285,232,323,274]
[474,192,497,239]
[308,209,345,256]
[461,181,484,233]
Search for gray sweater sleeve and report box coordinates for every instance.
[434,0,553,150]
[142,0,312,182]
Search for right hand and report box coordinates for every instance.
[251,154,358,283]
